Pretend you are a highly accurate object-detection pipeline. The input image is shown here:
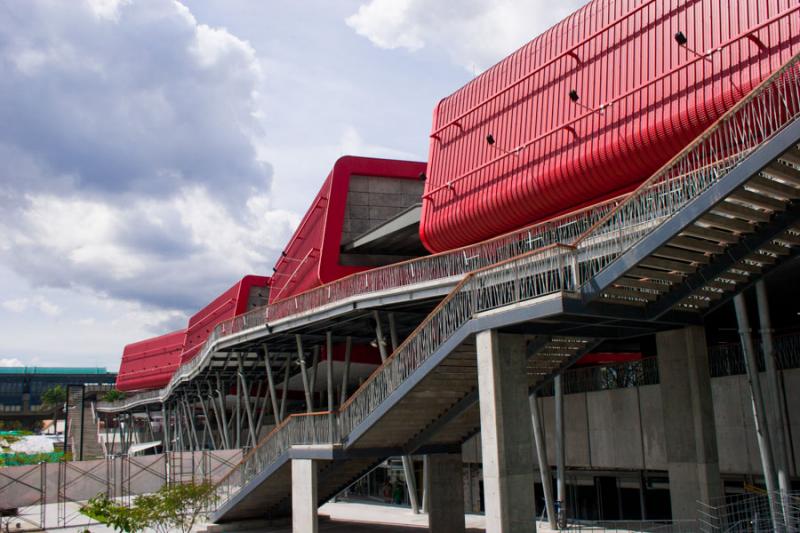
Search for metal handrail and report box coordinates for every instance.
[100,193,619,412]
[213,243,575,511]
[573,48,800,288]
[210,50,800,512]
[103,49,800,420]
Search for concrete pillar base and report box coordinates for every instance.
[427,453,466,533]
[292,459,318,533]
[476,330,537,533]
[656,326,722,520]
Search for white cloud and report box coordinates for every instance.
[2,296,60,316]
[1,189,298,311]
[0,358,24,367]
[0,0,297,317]
[347,0,589,72]
[86,0,131,21]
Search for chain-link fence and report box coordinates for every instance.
[699,491,800,532]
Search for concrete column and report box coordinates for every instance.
[476,330,537,533]
[292,459,318,533]
[656,326,722,520]
[427,453,466,533]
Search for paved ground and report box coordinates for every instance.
[25,500,570,532]
[319,501,487,530]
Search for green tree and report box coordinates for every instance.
[40,384,67,425]
[81,481,217,533]
[80,493,149,533]
[102,389,126,402]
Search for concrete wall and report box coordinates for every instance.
[342,176,423,243]
[462,369,800,477]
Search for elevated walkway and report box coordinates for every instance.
[209,53,800,524]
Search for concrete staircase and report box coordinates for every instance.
[206,53,800,525]
[67,390,105,460]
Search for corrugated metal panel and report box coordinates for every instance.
[116,329,185,391]
[180,275,270,364]
[269,156,426,304]
[422,0,800,252]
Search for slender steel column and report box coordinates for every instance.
[388,312,399,352]
[401,455,420,514]
[162,402,170,453]
[555,374,567,528]
[254,366,271,438]
[182,396,200,451]
[421,455,429,513]
[310,345,320,398]
[296,335,314,412]
[373,310,388,362]
[209,383,229,449]
[339,336,353,406]
[326,332,334,413]
[235,364,242,449]
[237,355,257,448]
[280,355,291,421]
[173,402,184,451]
[195,384,215,450]
[387,313,418,513]
[263,345,281,421]
[215,374,231,448]
[530,393,557,529]
[144,405,155,443]
[734,294,781,530]
[756,280,793,527]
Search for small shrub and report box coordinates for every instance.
[81,481,217,533]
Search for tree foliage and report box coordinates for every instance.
[80,481,217,533]
[102,389,126,402]
[40,385,66,408]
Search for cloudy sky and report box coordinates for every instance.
[0,0,585,369]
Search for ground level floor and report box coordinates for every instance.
[344,459,798,523]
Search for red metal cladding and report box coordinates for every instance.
[576,352,642,366]
[320,342,383,365]
[180,275,270,364]
[421,0,800,252]
[269,156,426,304]
[116,329,185,392]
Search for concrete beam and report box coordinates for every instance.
[476,330,537,533]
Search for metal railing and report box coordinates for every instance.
[338,243,575,438]
[574,51,800,291]
[538,357,660,396]
[208,51,800,512]
[212,243,575,512]
[214,412,336,507]
[709,332,800,378]
[99,193,618,412]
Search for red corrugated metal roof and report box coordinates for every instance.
[116,329,185,392]
[421,0,800,252]
[269,156,426,304]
